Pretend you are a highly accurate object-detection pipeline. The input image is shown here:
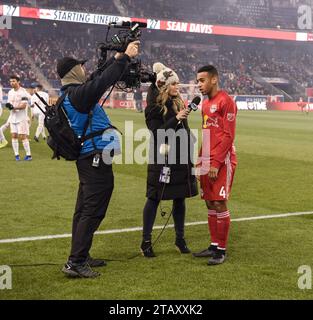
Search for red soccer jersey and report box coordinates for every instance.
[199,90,237,170]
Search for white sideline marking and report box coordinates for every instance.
[0,211,312,244]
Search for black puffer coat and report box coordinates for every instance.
[144,83,198,200]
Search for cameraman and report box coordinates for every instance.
[59,41,139,278]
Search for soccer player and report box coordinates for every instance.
[7,75,32,161]
[193,65,237,265]
[30,84,49,142]
[298,97,307,114]
[0,80,9,148]
[0,118,10,149]
[0,79,3,117]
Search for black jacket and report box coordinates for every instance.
[144,83,198,200]
[61,55,130,113]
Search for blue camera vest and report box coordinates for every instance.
[62,95,121,155]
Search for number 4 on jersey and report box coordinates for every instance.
[219,186,226,199]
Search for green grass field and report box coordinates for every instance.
[0,108,313,300]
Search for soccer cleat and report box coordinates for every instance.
[86,255,107,268]
[193,245,217,258]
[24,155,32,161]
[0,139,8,149]
[207,250,226,266]
[175,238,191,254]
[140,241,156,258]
[34,136,39,142]
[15,155,21,161]
[62,262,101,278]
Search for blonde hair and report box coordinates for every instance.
[157,84,185,116]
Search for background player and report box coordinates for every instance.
[30,84,49,142]
[297,97,309,115]
[7,75,32,161]
[0,79,9,148]
[193,65,237,265]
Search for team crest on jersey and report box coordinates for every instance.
[210,105,217,113]
[227,113,235,121]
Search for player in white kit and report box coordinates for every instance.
[0,80,3,118]
[7,75,32,161]
[0,79,9,149]
[30,84,49,142]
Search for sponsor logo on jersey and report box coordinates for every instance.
[203,115,219,128]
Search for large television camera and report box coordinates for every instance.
[97,21,156,90]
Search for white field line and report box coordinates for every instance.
[0,211,312,244]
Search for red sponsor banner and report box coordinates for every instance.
[163,21,213,34]
[0,5,3,16]
[100,99,137,109]
[307,33,313,41]
[188,23,213,34]
[268,102,307,111]
[160,20,168,31]
[130,17,147,24]
[20,6,39,19]
[213,25,297,41]
[101,99,193,109]
[158,20,297,41]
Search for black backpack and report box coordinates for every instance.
[36,92,118,161]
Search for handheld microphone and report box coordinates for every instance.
[178,96,201,125]
[187,96,201,112]
[110,21,148,28]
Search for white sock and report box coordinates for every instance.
[35,125,42,139]
[0,128,5,142]
[42,127,47,139]
[22,139,31,156]
[12,139,19,156]
[0,124,8,141]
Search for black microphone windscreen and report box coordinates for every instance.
[130,21,147,28]
[112,21,147,28]
[192,96,201,105]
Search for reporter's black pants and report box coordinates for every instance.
[142,198,186,242]
[69,155,114,264]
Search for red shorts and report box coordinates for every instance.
[200,155,236,201]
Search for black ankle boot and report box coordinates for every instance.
[140,240,156,258]
[175,238,191,254]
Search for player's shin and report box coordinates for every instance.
[22,139,31,156]
[208,209,218,248]
[216,210,231,252]
[12,138,19,156]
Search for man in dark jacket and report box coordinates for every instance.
[59,41,139,278]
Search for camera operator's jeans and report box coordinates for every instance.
[69,155,114,264]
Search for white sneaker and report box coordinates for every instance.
[0,139,8,149]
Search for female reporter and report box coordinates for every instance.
[141,63,198,257]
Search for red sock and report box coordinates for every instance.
[217,211,231,250]
[208,210,218,246]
